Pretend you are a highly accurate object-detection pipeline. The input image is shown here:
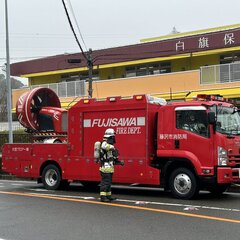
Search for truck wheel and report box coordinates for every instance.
[42,165,61,190]
[169,168,199,199]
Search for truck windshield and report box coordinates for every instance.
[211,106,240,135]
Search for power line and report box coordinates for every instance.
[61,0,87,61]
[67,0,88,51]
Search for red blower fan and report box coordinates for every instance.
[16,87,61,131]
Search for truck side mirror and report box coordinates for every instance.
[208,111,216,124]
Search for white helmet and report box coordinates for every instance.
[104,128,115,138]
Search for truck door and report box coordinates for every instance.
[174,106,214,168]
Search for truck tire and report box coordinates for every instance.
[42,164,62,190]
[169,167,199,199]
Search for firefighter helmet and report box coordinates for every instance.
[104,128,115,138]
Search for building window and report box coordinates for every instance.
[79,70,100,81]
[125,66,136,77]
[61,73,80,82]
[61,71,99,82]
[125,62,171,78]
[136,65,148,76]
[220,52,240,64]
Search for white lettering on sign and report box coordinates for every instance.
[159,134,188,140]
[84,117,145,135]
[198,37,209,49]
[84,117,145,128]
[12,147,30,152]
[116,127,141,135]
[176,41,185,51]
[92,118,136,127]
[53,112,59,120]
[224,33,235,45]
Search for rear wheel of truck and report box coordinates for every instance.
[42,164,61,190]
[169,167,199,199]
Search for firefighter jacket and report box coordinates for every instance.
[99,140,115,173]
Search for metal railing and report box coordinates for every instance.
[0,122,24,132]
[200,62,240,84]
[30,80,86,97]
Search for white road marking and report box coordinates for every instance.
[0,180,34,184]
[28,188,49,192]
[27,190,240,213]
[1,180,239,213]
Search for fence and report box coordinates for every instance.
[0,122,24,132]
[200,62,240,84]
[31,80,86,97]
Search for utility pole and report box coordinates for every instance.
[87,48,93,98]
[5,0,13,143]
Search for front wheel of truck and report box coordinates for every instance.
[42,164,62,190]
[169,167,199,199]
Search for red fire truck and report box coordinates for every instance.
[2,88,240,199]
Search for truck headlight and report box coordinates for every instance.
[218,146,228,166]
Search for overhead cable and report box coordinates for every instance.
[67,0,88,51]
[61,0,88,61]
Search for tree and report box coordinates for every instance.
[0,74,23,122]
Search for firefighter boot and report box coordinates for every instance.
[100,196,111,202]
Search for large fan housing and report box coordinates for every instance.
[16,87,61,131]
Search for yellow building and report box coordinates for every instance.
[11,24,240,108]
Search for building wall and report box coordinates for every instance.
[12,69,240,111]
[99,66,125,80]
[30,74,61,85]
[91,70,200,99]
[171,54,219,72]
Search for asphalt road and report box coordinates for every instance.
[0,180,239,240]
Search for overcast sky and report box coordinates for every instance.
[0,0,240,80]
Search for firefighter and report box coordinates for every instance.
[99,128,123,202]
[187,114,206,133]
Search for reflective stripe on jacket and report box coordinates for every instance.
[99,140,115,173]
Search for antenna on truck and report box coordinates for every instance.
[185,91,192,101]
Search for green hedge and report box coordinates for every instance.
[0,133,32,150]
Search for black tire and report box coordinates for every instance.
[42,164,62,190]
[169,167,199,199]
[208,184,230,196]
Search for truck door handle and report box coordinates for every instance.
[175,140,180,149]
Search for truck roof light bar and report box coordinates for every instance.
[196,94,227,102]
[109,97,116,102]
[135,95,143,100]
[83,99,89,104]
